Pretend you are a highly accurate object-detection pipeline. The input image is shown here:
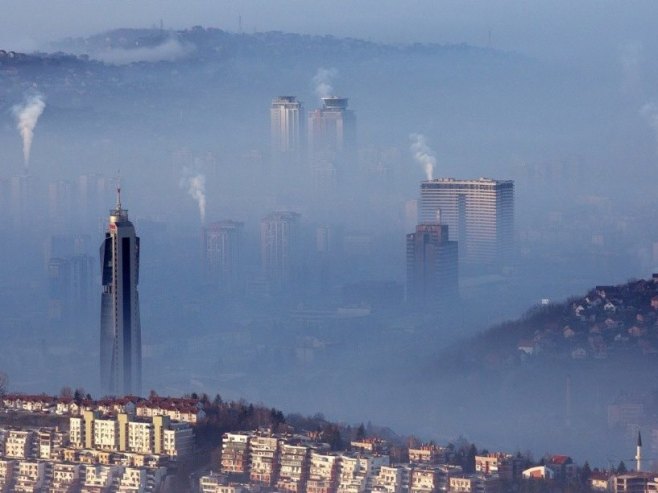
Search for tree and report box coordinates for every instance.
[0,372,7,397]
[580,461,592,484]
[356,423,366,441]
[617,461,627,474]
[59,386,73,399]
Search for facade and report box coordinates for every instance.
[271,96,304,165]
[406,223,458,307]
[69,412,192,460]
[260,211,301,292]
[308,97,356,161]
[249,436,280,487]
[221,433,250,478]
[100,190,142,397]
[276,444,310,493]
[419,178,514,266]
[203,221,244,293]
[308,97,357,186]
[307,451,339,493]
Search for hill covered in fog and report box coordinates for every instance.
[443,276,658,372]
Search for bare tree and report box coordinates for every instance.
[0,372,8,397]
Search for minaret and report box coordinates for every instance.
[100,186,141,396]
[636,430,643,472]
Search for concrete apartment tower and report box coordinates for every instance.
[100,187,141,397]
[406,217,459,307]
[260,211,301,292]
[419,178,514,267]
[203,220,244,293]
[271,96,304,164]
[307,97,356,187]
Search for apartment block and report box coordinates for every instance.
[306,451,340,493]
[372,465,403,493]
[13,460,46,493]
[51,462,82,492]
[276,443,310,493]
[221,433,250,478]
[249,435,281,486]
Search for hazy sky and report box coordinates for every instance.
[2,0,658,62]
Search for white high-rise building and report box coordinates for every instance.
[271,96,304,164]
[100,188,142,396]
[203,221,243,293]
[419,178,514,266]
[260,211,301,292]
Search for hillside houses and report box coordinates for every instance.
[476,276,658,368]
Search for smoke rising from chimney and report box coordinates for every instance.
[409,133,436,181]
[313,67,338,100]
[180,168,207,224]
[12,93,46,170]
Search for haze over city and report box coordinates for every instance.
[3,2,658,491]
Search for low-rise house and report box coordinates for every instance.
[522,466,554,480]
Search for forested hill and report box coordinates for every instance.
[442,276,658,372]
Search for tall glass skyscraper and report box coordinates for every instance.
[100,189,141,397]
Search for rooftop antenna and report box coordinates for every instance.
[115,171,122,211]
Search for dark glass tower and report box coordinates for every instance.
[100,189,141,396]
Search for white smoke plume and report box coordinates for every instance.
[409,133,437,181]
[313,67,338,100]
[93,37,194,65]
[180,168,206,224]
[640,103,658,152]
[12,93,46,169]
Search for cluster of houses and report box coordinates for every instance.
[0,395,198,492]
[517,276,658,361]
[199,431,595,493]
[1,394,205,424]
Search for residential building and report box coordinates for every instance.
[306,451,340,493]
[51,462,81,492]
[0,459,15,493]
[221,433,250,478]
[372,465,402,493]
[419,178,514,266]
[308,97,357,172]
[475,453,521,481]
[249,435,280,487]
[100,188,142,396]
[203,221,244,293]
[260,211,301,292]
[406,222,458,307]
[408,445,444,465]
[276,443,310,493]
[13,460,45,493]
[271,96,305,165]
[4,430,33,459]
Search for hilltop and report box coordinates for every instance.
[442,275,658,372]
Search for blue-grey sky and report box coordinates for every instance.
[2,0,658,61]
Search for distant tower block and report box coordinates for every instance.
[308,97,357,173]
[406,222,458,307]
[100,187,142,397]
[260,211,301,292]
[270,96,304,164]
[203,221,244,293]
[419,178,514,266]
